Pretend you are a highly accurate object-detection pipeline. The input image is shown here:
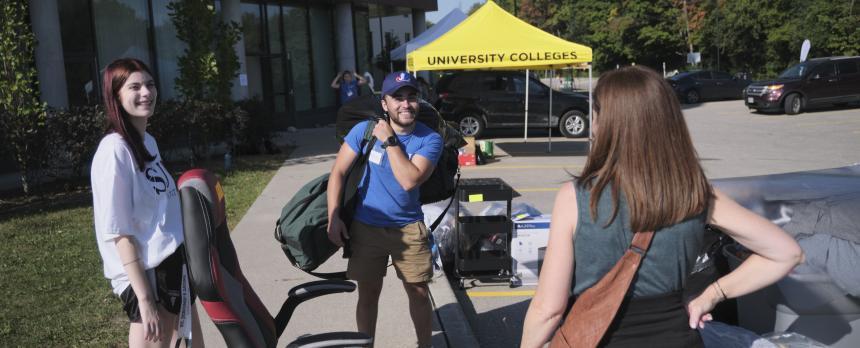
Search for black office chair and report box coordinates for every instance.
[178,169,372,347]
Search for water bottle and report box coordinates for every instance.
[224,152,233,172]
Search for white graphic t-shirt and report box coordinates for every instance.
[91,132,183,295]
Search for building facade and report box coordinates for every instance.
[29,0,435,129]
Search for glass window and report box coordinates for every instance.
[151,0,186,100]
[283,5,312,111]
[480,75,507,91]
[267,5,283,55]
[812,63,836,79]
[353,5,372,79]
[838,61,859,75]
[713,72,732,79]
[58,0,99,105]
[510,76,546,95]
[310,5,336,108]
[242,3,263,55]
[695,71,713,79]
[92,0,152,69]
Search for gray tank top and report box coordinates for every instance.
[572,182,706,297]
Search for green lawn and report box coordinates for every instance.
[0,151,289,346]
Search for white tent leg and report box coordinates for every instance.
[588,64,593,151]
[524,69,529,142]
[548,69,553,153]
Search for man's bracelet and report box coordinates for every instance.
[123,258,140,267]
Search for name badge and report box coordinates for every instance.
[369,148,383,165]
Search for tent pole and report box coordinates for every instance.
[548,69,553,153]
[588,64,593,152]
[524,69,529,142]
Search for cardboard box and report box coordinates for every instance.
[458,153,476,166]
[462,136,476,154]
[512,215,551,285]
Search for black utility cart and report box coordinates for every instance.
[454,178,518,288]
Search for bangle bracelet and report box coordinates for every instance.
[713,280,728,301]
[123,258,140,267]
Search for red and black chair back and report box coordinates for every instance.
[178,169,371,348]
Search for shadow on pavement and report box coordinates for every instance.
[449,275,530,348]
[282,154,338,166]
[495,141,589,157]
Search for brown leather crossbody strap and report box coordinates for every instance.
[549,231,656,348]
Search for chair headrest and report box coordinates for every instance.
[178,169,226,228]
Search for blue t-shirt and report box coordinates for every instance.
[339,80,359,104]
[345,120,443,227]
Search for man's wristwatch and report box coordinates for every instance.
[381,135,400,149]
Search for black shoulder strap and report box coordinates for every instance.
[308,120,378,280]
[340,120,377,257]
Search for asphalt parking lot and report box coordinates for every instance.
[448,100,860,347]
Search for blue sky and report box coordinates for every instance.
[426,0,484,24]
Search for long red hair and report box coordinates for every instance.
[102,58,155,172]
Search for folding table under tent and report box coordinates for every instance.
[407,0,593,149]
[390,8,467,62]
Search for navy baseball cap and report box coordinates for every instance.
[381,71,420,96]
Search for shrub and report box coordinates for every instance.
[43,105,105,180]
[234,97,277,155]
[148,99,248,164]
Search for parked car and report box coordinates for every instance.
[744,56,860,115]
[434,71,590,138]
[667,70,752,104]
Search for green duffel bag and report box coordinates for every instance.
[274,121,376,280]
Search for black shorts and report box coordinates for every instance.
[120,244,196,322]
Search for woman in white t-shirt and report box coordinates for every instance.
[91,58,203,347]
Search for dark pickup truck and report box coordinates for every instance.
[744,56,860,115]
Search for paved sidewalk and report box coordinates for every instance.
[197,126,478,347]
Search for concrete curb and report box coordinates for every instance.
[429,271,480,347]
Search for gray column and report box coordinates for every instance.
[221,0,249,100]
[334,2,356,72]
[29,0,69,108]
[411,9,429,78]
[411,9,426,37]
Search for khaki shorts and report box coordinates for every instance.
[347,220,432,283]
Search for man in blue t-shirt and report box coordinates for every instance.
[330,70,367,104]
[327,71,442,347]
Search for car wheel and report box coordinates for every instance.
[685,89,701,104]
[559,110,588,138]
[784,94,802,115]
[458,114,484,138]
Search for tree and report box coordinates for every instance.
[168,0,241,103]
[0,0,47,195]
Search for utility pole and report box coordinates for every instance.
[682,0,694,65]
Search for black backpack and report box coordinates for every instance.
[335,95,466,204]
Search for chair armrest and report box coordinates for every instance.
[275,280,357,337]
[286,331,372,348]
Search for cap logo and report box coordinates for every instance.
[395,73,409,82]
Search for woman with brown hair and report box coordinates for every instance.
[521,66,802,347]
[91,58,203,347]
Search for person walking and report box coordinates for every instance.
[331,70,367,104]
[91,58,204,348]
[520,66,803,347]
[326,71,443,348]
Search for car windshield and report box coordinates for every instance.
[779,62,818,78]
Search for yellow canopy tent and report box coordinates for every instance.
[407,1,594,147]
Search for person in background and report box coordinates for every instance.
[91,58,204,348]
[331,70,367,104]
[521,66,803,347]
[415,76,433,103]
[327,71,443,348]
